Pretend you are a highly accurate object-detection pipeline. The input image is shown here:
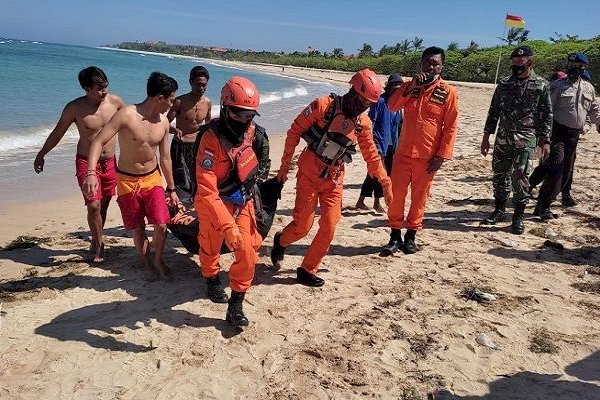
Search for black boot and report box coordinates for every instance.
[381,229,402,256]
[562,195,577,208]
[206,275,229,303]
[403,229,418,254]
[270,231,286,269]
[483,198,507,225]
[534,201,555,221]
[296,267,325,287]
[511,203,526,235]
[226,290,249,327]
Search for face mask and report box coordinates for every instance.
[342,92,369,118]
[511,64,527,76]
[567,67,584,80]
[219,108,250,144]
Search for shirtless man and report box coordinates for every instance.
[34,66,125,263]
[83,72,180,280]
[167,66,212,204]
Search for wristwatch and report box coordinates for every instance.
[165,187,176,194]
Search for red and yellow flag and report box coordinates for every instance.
[505,14,525,28]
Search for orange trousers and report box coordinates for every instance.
[388,154,435,231]
[197,201,261,292]
[279,151,343,275]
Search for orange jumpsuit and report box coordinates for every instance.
[387,78,459,230]
[195,122,262,293]
[278,96,390,274]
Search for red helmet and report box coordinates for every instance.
[221,76,260,113]
[349,69,382,103]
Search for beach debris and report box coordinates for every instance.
[586,266,600,275]
[543,240,564,251]
[476,333,498,349]
[495,237,517,247]
[461,286,497,303]
[2,235,51,251]
[578,270,588,279]
[529,328,559,354]
[543,227,558,239]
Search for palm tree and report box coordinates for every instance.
[393,39,412,55]
[357,42,374,58]
[412,36,424,51]
[447,42,459,52]
[462,41,480,56]
[332,47,345,59]
[504,28,530,45]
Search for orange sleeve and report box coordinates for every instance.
[436,86,459,160]
[357,116,389,183]
[279,97,327,175]
[194,131,236,233]
[387,82,412,112]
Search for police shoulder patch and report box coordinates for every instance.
[201,157,214,170]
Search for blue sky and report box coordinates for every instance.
[1,0,598,53]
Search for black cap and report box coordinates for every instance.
[510,46,533,58]
[386,74,403,86]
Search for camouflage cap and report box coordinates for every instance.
[510,46,533,58]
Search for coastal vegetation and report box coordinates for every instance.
[110,33,600,89]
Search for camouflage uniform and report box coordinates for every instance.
[483,71,553,207]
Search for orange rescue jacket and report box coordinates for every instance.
[388,78,458,160]
[280,95,388,182]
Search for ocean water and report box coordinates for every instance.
[0,39,338,206]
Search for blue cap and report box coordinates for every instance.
[581,70,592,81]
[568,52,589,65]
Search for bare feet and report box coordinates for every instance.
[154,260,173,281]
[354,201,370,210]
[374,204,386,214]
[373,199,386,214]
[93,242,105,263]
[144,263,159,281]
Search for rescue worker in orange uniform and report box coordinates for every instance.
[195,76,262,327]
[271,69,393,287]
[381,46,459,255]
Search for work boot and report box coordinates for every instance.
[483,198,507,225]
[562,195,577,208]
[538,207,555,221]
[403,229,418,254]
[381,229,402,256]
[206,275,229,303]
[270,231,286,269]
[296,267,325,287]
[226,290,249,327]
[511,203,526,235]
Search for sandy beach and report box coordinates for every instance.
[1,63,600,399]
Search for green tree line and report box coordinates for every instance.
[110,34,600,90]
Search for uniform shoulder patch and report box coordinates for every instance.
[201,157,214,170]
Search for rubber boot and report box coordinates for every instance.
[296,267,325,287]
[511,203,526,235]
[381,228,402,256]
[403,229,418,254]
[206,275,229,303]
[226,290,249,327]
[270,231,286,269]
[483,198,507,225]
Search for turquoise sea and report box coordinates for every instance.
[0,39,337,205]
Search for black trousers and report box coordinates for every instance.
[537,121,582,208]
[360,147,394,199]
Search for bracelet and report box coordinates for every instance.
[86,171,97,177]
[165,187,175,194]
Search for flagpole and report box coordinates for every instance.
[493,15,507,85]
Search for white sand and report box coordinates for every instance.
[1,65,600,399]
